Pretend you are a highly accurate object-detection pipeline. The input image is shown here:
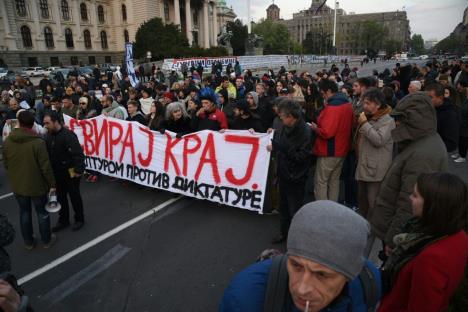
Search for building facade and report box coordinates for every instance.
[266,3,279,22]
[0,0,236,68]
[268,0,410,55]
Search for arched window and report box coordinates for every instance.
[124,29,129,43]
[39,0,49,19]
[100,31,108,49]
[122,4,127,21]
[84,30,92,48]
[80,3,88,21]
[97,5,105,23]
[65,28,74,48]
[20,25,32,48]
[61,0,70,21]
[15,0,27,17]
[44,27,54,48]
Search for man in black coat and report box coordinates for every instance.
[427,83,460,154]
[267,99,313,243]
[43,112,86,232]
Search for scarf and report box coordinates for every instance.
[355,106,392,155]
[381,218,445,294]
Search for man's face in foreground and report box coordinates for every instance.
[287,255,347,312]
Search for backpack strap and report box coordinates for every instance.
[264,255,289,312]
[358,263,379,312]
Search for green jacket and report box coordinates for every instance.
[3,127,56,196]
[369,92,448,247]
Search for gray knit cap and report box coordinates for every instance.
[287,200,370,280]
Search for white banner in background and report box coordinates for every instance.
[64,115,272,213]
[162,56,238,72]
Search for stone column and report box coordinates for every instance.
[203,0,209,48]
[212,2,218,47]
[73,0,82,39]
[52,0,63,38]
[1,0,11,36]
[173,0,181,26]
[185,0,193,45]
[91,0,99,40]
[30,0,41,40]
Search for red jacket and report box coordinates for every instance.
[313,93,354,157]
[378,231,468,312]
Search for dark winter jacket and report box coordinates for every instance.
[161,117,192,135]
[257,95,275,130]
[274,118,313,183]
[436,98,460,152]
[459,99,468,137]
[3,127,56,196]
[45,127,85,178]
[229,115,264,132]
[313,93,354,157]
[0,214,15,274]
[126,112,147,125]
[370,92,448,246]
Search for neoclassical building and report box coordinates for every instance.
[0,0,236,68]
[267,0,410,55]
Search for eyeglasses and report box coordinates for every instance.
[79,102,87,105]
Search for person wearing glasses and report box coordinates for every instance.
[76,97,97,120]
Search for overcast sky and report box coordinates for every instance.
[226,0,467,41]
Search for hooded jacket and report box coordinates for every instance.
[369,92,448,246]
[313,93,354,157]
[3,127,56,196]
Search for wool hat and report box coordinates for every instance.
[287,200,370,280]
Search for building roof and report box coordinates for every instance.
[267,4,279,10]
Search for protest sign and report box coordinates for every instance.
[64,115,272,213]
[162,56,238,72]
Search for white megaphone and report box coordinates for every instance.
[46,190,61,213]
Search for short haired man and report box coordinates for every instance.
[426,83,460,154]
[267,99,312,243]
[126,100,146,125]
[61,95,78,118]
[3,111,56,249]
[220,201,381,311]
[311,79,354,201]
[43,111,86,232]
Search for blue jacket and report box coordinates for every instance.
[219,259,381,312]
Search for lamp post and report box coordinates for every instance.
[333,1,338,55]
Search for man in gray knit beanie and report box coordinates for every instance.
[219,200,380,312]
[286,200,371,311]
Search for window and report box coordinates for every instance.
[61,0,70,21]
[164,0,169,21]
[71,56,78,65]
[100,30,108,49]
[44,27,54,48]
[80,3,88,21]
[50,57,59,66]
[88,56,96,65]
[83,29,92,48]
[20,25,32,48]
[65,28,74,48]
[15,0,27,17]
[124,29,129,43]
[39,0,49,19]
[122,4,127,21]
[105,56,112,63]
[98,5,105,23]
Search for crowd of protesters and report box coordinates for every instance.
[0,57,468,311]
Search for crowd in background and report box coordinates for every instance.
[1,57,468,311]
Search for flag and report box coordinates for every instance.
[125,43,139,87]
[315,0,327,14]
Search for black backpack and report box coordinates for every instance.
[263,255,379,312]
